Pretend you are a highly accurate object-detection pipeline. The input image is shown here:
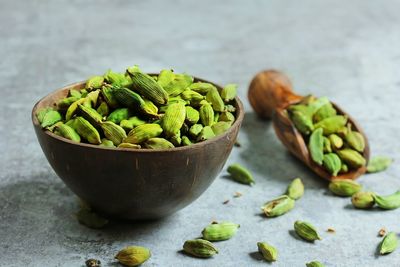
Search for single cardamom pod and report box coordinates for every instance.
[199,103,214,126]
[57,96,81,111]
[323,137,332,153]
[118,143,141,149]
[100,121,127,146]
[322,153,342,176]
[107,108,132,124]
[308,128,324,165]
[163,73,193,96]
[141,99,159,118]
[78,104,103,127]
[286,178,304,200]
[220,84,237,103]
[157,69,175,88]
[104,69,131,87]
[367,156,393,173]
[224,104,236,113]
[189,82,216,95]
[219,111,235,124]
[206,87,225,112]
[379,232,398,255]
[197,126,215,141]
[313,102,337,122]
[96,101,109,117]
[181,136,192,146]
[189,124,203,138]
[306,261,325,267]
[120,116,146,131]
[37,107,53,124]
[161,102,186,137]
[214,111,220,123]
[345,125,365,152]
[115,246,151,267]
[328,179,362,197]
[144,138,174,149]
[290,110,314,135]
[201,221,240,241]
[69,89,82,98]
[257,242,278,262]
[39,109,62,128]
[72,117,101,145]
[294,220,321,242]
[55,123,81,142]
[181,89,205,102]
[340,163,349,173]
[227,164,255,185]
[314,115,347,135]
[183,239,218,258]
[169,132,182,146]
[337,149,366,169]
[262,195,295,217]
[101,85,119,108]
[124,124,163,144]
[185,106,200,125]
[77,209,108,229]
[86,76,104,90]
[374,191,400,210]
[127,71,169,105]
[113,87,146,110]
[99,138,115,148]
[211,121,232,136]
[65,98,88,121]
[328,133,343,150]
[351,191,375,209]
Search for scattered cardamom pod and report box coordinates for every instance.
[183,239,218,258]
[308,128,324,165]
[374,191,400,210]
[328,179,362,197]
[257,242,278,262]
[306,261,325,267]
[286,178,304,200]
[85,259,101,267]
[367,156,393,173]
[379,232,398,255]
[351,191,375,209]
[115,246,151,266]
[262,195,295,217]
[201,221,240,241]
[294,220,321,242]
[227,164,255,185]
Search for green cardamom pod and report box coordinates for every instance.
[118,143,141,149]
[99,138,115,148]
[141,99,159,118]
[189,124,203,138]
[144,138,174,149]
[96,101,109,117]
[124,124,163,144]
[37,107,53,124]
[107,108,132,124]
[101,85,119,108]
[328,179,362,197]
[367,156,393,173]
[65,98,87,121]
[220,84,237,103]
[257,242,278,262]
[72,117,101,145]
[219,111,235,124]
[202,221,240,241]
[199,103,214,126]
[181,136,192,146]
[211,121,232,136]
[306,261,325,267]
[290,110,314,135]
[287,178,304,200]
[100,121,127,146]
[104,69,131,87]
[127,71,169,105]
[55,123,81,142]
[340,163,349,173]
[206,87,225,112]
[169,132,182,146]
[351,191,375,209]
[183,239,218,258]
[69,89,82,98]
[344,125,365,152]
[308,128,324,165]
[262,195,295,217]
[313,115,347,135]
[328,134,343,150]
[115,246,151,266]
[227,163,255,185]
[379,232,398,255]
[322,153,342,176]
[197,126,215,141]
[337,149,366,169]
[78,104,103,127]
[57,96,80,111]
[120,116,146,131]
[294,220,321,242]
[189,82,215,95]
[38,109,62,128]
[113,87,146,110]
[157,69,175,88]
[313,102,337,122]
[224,104,236,113]
[374,191,400,210]
[86,76,104,90]
[323,137,332,153]
[77,208,108,229]
[181,89,205,102]
[185,106,200,125]
[163,73,193,97]
[161,102,186,137]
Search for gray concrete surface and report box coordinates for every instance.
[1,0,400,266]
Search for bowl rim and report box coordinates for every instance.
[32,75,244,153]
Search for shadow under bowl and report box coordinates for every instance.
[32,77,244,220]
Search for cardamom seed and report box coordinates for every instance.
[220,84,237,103]
[367,156,393,173]
[328,179,362,197]
[323,153,342,176]
[85,259,101,267]
[286,178,304,200]
[262,195,295,217]
[183,239,218,258]
[337,149,366,169]
[201,221,240,241]
[308,128,324,165]
[227,163,255,185]
[306,261,325,267]
[257,242,278,262]
[379,232,398,255]
[374,191,400,210]
[314,115,347,135]
[115,246,151,266]
[351,191,375,209]
[294,220,321,242]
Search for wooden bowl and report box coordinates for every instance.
[32,77,244,220]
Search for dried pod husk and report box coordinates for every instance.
[96,101,109,117]
[201,221,240,241]
[262,195,295,217]
[211,121,231,136]
[99,138,115,148]
[294,220,321,242]
[306,261,325,267]
[77,208,108,229]
[199,103,214,126]
[337,149,366,169]
[58,96,81,111]
[183,239,218,258]
[286,178,304,200]
[367,156,393,173]
[313,102,337,122]
[351,191,375,209]
[313,115,347,135]
[86,76,104,90]
[38,109,62,128]
[185,106,200,125]
[120,116,146,131]
[100,121,127,146]
[161,102,186,137]
[55,123,81,142]
[163,73,193,96]
[206,87,225,112]
[227,163,255,185]
[379,232,398,255]
[221,84,237,103]
[101,85,119,108]
[197,126,215,142]
[322,153,342,176]
[189,82,216,95]
[115,246,151,267]
[72,117,101,145]
[124,124,163,144]
[328,134,343,150]
[345,126,365,152]
[308,128,324,165]
[78,104,103,127]
[257,242,278,262]
[328,179,362,197]
[181,136,192,146]
[127,71,169,105]
[374,191,400,210]
[107,108,132,124]
[144,138,174,149]
[189,124,203,138]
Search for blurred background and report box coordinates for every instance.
[1,0,400,266]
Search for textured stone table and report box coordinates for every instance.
[1,0,400,266]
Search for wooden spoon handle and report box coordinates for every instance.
[248,70,303,119]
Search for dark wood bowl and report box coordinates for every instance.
[32,77,244,220]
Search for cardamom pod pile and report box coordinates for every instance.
[287,96,366,176]
[36,66,238,149]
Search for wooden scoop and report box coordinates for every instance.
[248,70,369,181]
